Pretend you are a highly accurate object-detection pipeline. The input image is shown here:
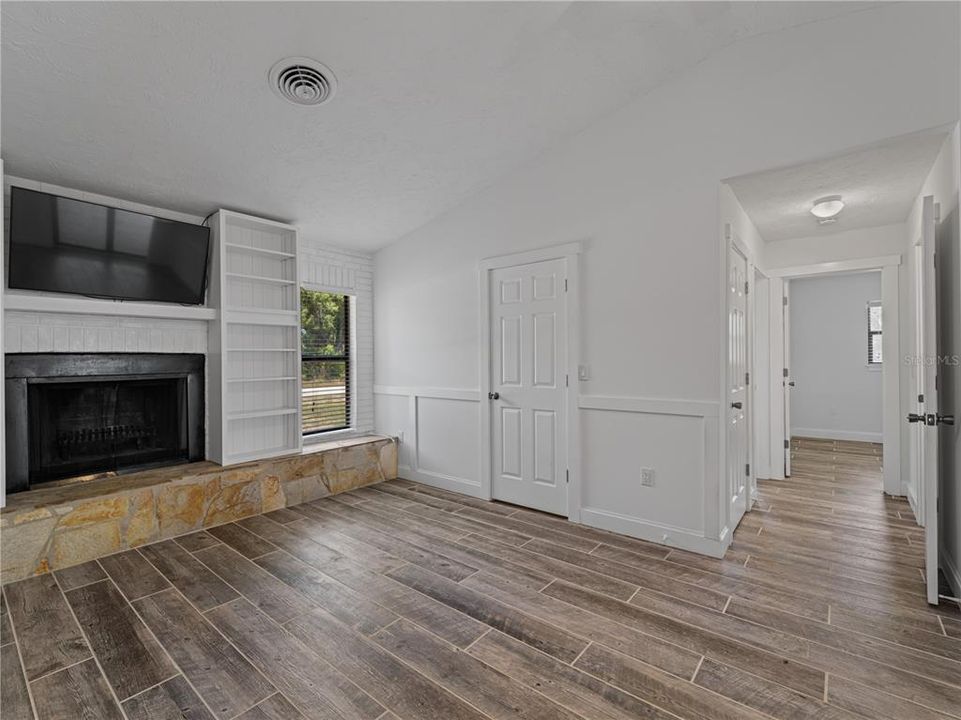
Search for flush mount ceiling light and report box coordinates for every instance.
[269,57,337,106]
[810,195,844,224]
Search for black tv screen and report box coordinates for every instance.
[8,187,210,305]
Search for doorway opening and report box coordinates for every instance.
[720,123,960,606]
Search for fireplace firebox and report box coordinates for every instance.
[5,354,204,493]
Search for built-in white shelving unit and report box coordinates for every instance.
[208,210,301,465]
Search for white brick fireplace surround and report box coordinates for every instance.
[2,176,375,465]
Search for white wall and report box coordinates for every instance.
[375,4,958,551]
[788,273,883,443]
[374,3,960,556]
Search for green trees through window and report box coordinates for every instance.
[301,289,350,433]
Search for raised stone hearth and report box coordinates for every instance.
[0,435,398,584]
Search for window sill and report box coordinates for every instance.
[303,427,359,445]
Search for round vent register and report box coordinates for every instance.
[269,57,337,106]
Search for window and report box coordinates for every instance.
[301,289,350,434]
[867,301,882,365]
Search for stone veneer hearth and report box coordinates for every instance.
[0,435,397,584]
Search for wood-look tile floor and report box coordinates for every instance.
[3,438,961,720]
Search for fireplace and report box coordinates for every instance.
[5,354,204,493]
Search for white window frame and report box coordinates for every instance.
[300,286,358,443]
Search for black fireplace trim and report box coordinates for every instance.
[5,353,204,493]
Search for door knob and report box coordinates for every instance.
[788,381,796,387]
[907,413,925,423]
[488,392,500,400]
[937,414,955,426]
[731,402,743,409]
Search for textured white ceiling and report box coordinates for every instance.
[727,126,951,242]
[2,2,876,251]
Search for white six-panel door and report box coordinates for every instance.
[489,258,568,516]
[728,246,749,527]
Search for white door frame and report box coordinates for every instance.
[766,255,902,496]
[478,242,582,520]
[752,267,771,491]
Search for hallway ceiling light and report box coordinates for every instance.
[810,195,845,223]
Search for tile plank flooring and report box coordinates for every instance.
[3,438,961,720]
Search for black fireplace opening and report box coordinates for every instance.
[6,354,204,493]
[30,377,187,482]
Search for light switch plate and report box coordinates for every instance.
[577,365,591,381]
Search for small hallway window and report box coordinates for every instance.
[301,289,351,434]
[867,301,882,365]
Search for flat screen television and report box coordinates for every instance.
[8,186,211,305]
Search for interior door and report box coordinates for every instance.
[918,196,941,604]
[783,281,793,477]
[912,242,927,521]
[489,258,568,516]
[728,246,749,526]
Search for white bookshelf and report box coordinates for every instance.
[208,210,302,465]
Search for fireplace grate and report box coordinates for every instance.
[57,425,158,456]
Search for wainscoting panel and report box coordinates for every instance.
[373,386,484,497]
[374,387,726,556]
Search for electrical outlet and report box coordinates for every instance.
[396,431,405,444]
[640,467,655,487]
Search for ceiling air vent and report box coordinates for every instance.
[269,57,337,107]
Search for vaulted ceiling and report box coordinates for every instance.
[2,2,877,251]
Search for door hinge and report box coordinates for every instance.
[745,371,750,385]
[784,439,790,449]
[783,367,789,378]
[565,374,569,387]
[745,463,750,476]
[564,278,568,292]
[783,296,788,306]
[566,469,570,484]
[744,281,749,295]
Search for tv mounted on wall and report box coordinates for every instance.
[8,186,211,305]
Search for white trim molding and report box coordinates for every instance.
[765,254,901,278]
[766,259,902,497]
[373,385,485,498]
[579,395,719,418]
[374,385,481,402]
[579,507,728,558]
[579,395,725,557]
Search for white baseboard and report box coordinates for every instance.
[792,427,883,443]
[940,544,961,602]
[398,465,487,500]
[579,507,728,558]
